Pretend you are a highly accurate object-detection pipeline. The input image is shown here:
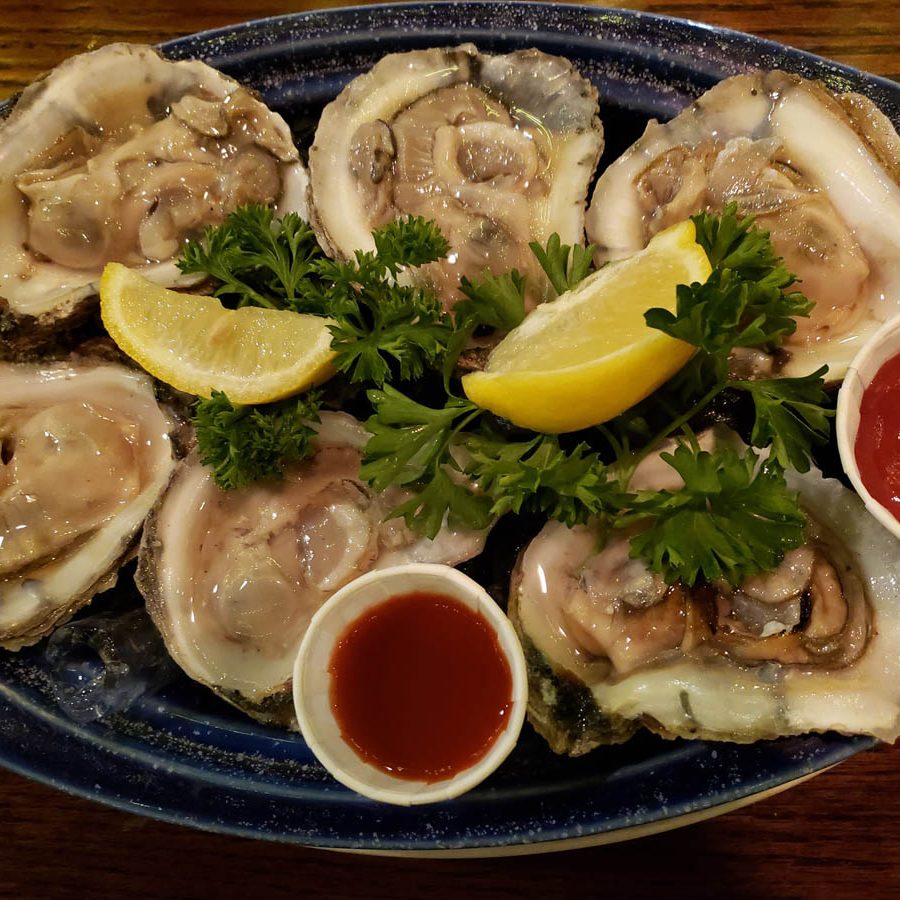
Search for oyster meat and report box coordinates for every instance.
[585,71,900,380]
[309,45,603,311]
[510,460,900,754]
[137,412,489,728]
[0,359,177,649]
[0,43,308,357]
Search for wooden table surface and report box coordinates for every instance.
[1,2,898,897]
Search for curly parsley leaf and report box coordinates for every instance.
[440,270,528,379]
[360,386,480,490]
[645,203,813,358]
[388,465,494,539]
[193,390,321,490]
[371,216,450,276]
[529,233,596,296]
[621,444,807,586]
[729,366,833,472]
[644,268,809,358]
[462,431,620,526]
[178,205,321,310]
[324,282,452,386]
[456,270,527,333]
[179,208,457,387]
[360,387,621,537]
[360,388,492,538]
[692,203,777,273]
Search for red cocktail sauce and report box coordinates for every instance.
[855,350,900,521]
[328,592,513,783]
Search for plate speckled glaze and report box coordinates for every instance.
[0,2,892,855]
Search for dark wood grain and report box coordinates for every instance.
[0,0,898,98]
[1,2,899,896]
[0,746,898,899]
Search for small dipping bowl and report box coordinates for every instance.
[292,563,527,806]
[836,311,900,540]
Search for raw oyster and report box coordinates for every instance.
[0,43,308,358]
[0,359,178,649]
[137,412,489,728]
[309,44,603,311]
[585,70,900,380]
[510,465,900,753]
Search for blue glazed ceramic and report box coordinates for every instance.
[0,2,893,854]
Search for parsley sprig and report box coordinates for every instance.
[179,207,533,491]
[360,388,621,539]
[193,390,322,490]
[645,206,812,374]
[613,204,832,477]
[180,207,454,387]
[529,233,596,296]
[620,443,807,586]
[358,205,831,586]
[179,206,526,390]
[180,203,833,589]
[358,383,808,586]
[731,371,832,472]
[178,206,321,310]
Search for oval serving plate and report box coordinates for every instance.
[0,2,891,855]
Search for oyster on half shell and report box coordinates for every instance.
[510,461,900,754]
[137,412,489,728]
[309,44,603,312]
[0,359,177,649]
[0,43,308,358]
[585,70,900,381]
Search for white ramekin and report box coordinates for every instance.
[292,563,527,806]
[836,311,900,541]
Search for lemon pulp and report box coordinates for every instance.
[100,263,336,404]
[462,221,712,432]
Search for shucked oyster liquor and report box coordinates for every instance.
[137,413,489,728]
[309,45,603,311]
[585,71,900,381]
[0,359,177,650]
[510,462,900,754]
[0,43,308,357]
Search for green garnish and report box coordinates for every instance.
[455,270,527,333]
[462,430,621,526]
[182,203,833,589]
[180,207,452,388]
[359,383,809,586]
[360,387,620,538]
[620,443,807,586]
[181,208,547,492]
[193,390,321,490]
[360,205,831,586]
[644,205,813,371]
[610,204,832,477]
[323,279,451,386]
[180,206,528,391]
[730,369,831,473]
[360,386,480,491]
[178,206,321,310]
[529,233,596,296]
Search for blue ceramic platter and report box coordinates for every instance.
[0,2,894,854]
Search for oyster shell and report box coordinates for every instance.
[0,43,308,358]
[309,44,603,311]
[0,359,177,649]
[510,464,900,753]
[585,71,900,380]
[137,412,489,728]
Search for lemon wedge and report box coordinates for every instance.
[462,221,712,432]
[100,263,337,404]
